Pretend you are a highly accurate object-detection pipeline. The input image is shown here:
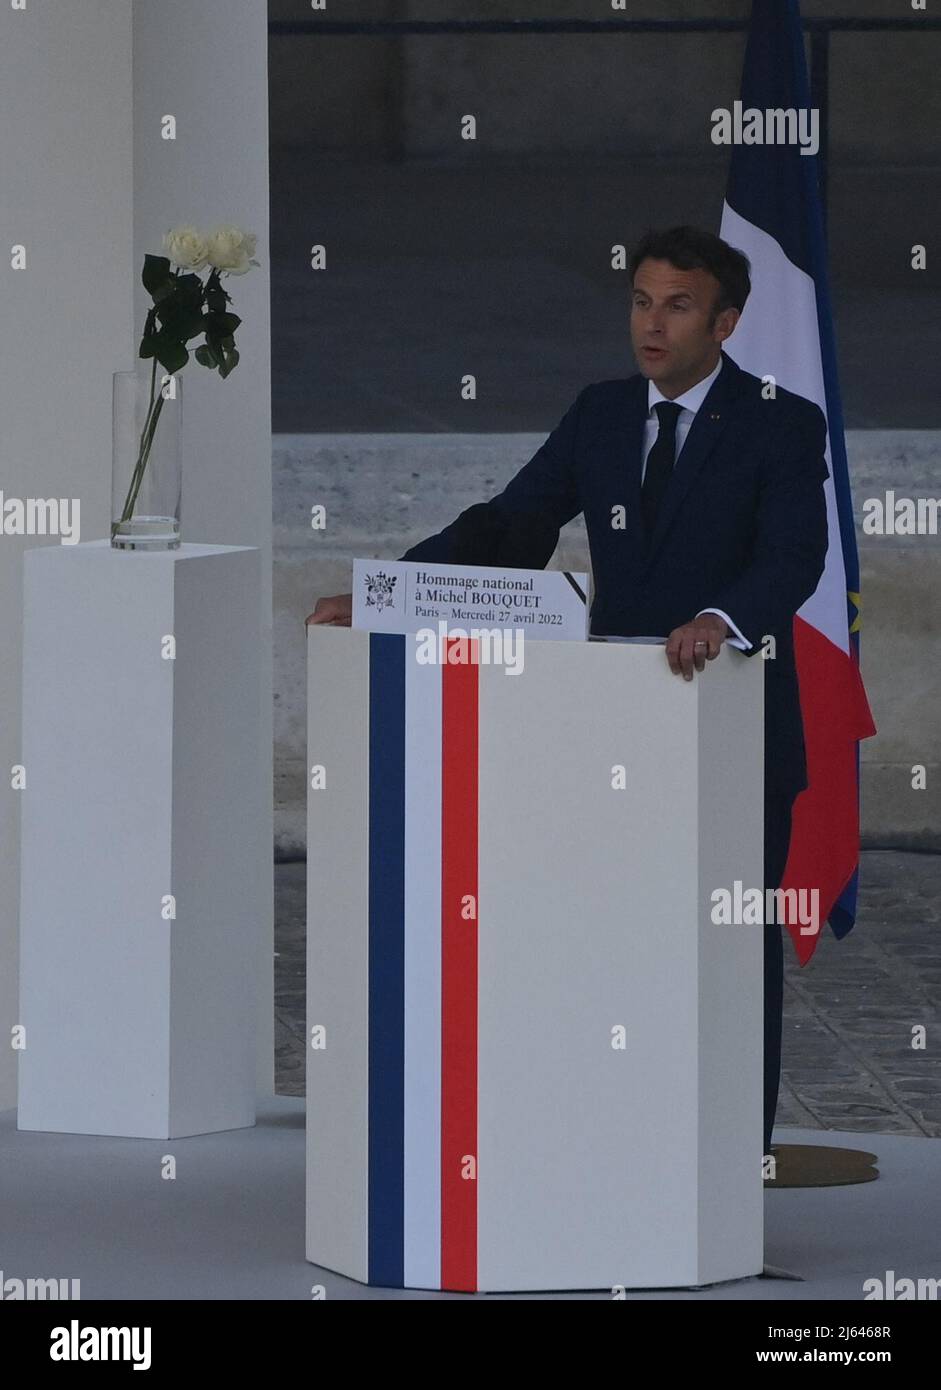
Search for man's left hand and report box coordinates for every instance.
[665,613,729,681]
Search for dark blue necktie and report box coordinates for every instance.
[641,400,683,537]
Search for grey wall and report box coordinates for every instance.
[269,0,941,164]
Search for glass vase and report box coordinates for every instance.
[111,365,182,550]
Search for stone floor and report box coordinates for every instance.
[275,849,941,1137]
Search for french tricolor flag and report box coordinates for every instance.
[719,0,876,965]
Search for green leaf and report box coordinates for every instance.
[195,342,220,368]
[157,299,206,342]
[142,255,175,303]
[170,276,203,307]
[152,329,189,374]
[205,310,241,337]
[176,272,203,295]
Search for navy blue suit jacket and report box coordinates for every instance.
[400,351,829,798]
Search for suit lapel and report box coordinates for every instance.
[644,353,740,564]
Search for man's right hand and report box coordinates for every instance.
[306,593,353,627]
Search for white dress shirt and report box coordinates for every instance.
[643,359,751,651]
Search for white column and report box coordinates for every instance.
[0,0,133,1112]
[0,0,273,1112]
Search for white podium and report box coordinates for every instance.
[306,628,765,1292]
[18,542,264,1139]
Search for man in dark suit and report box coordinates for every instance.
[308,225,829,1156]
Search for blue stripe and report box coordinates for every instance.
[725,0,814,278]
[830,742,862,940]
[367,632,406,1286]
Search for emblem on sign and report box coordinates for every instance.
[364,570,398,613]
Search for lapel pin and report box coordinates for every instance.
[709,412,721,421]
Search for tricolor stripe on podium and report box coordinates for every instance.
[366,631,480,1292]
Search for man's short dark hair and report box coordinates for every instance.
[629,226,751,317]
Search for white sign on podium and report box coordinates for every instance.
[352,558,589,641]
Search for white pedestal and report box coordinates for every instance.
[18,541,264,1139]
[306,628,765,1292]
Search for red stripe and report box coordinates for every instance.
[782,617,877,965]
[440,637,478,1291]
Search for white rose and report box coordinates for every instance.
[204,225,258,276]
[163,226,210,270]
